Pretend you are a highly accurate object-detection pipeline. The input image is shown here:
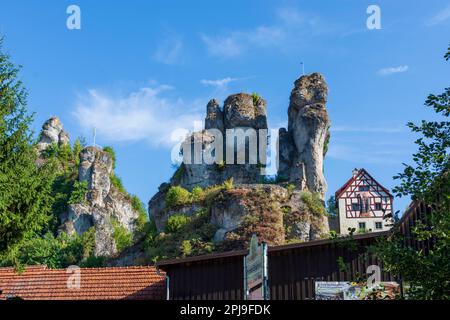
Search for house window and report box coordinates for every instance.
[358,222,366,231]
[352,203,360,211]
[359,186,369,191]
[375,222,383,230]
[360,197,369,213]
[375,203,382,210]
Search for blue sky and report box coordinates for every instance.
[1,0,449,214]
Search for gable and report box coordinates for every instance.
[335,169,393,200]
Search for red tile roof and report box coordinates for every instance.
[0,265,166,300]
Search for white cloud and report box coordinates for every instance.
[201,26,284,58]
[201,7,323,58]
[200,77,239,90]
[427,5,450,26]
[153,38,183,65]
[377,65,409,76]
[72,85,203,148]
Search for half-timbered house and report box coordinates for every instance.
[334,168,394,235]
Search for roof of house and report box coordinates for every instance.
[0,265,166,300]
[335,168,393,200]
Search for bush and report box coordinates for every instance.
[73,138,83,165]
[42,142,60,159]
[144,208,217,263]
[68,180,88,205]
[111,218,133,251]
[191,186,205,202]
[80,255,106,268]
[286,184,296,195]
[81,227,96,258]
[223,177,234,190]
[102,146,116,169]
[110,174,127,194]
[252,92,261,105]
[300,191,326,216]
[130,195,148,232]
[58,144,73,163]
[0,232,90,269]
[166,214,190,233]
[181,240,192,256]
[165,186,191,208]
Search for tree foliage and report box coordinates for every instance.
[375,45,450,299]
[0,39,55,258]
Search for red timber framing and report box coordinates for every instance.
[335,169,394,219]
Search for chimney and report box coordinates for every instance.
[352,168,359,177]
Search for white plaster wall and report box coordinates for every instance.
[338,198,392,235]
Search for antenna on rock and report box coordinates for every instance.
[301,62,305,76]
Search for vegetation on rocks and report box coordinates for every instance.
[112,218,133,252]
[144,208,217,262]
[68,180,88,205]
[219,186,286,250]
[165,178,235,209]
[300,191,326,216]
[165,186,192,208]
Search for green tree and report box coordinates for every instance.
[326,196,338,217]
[0,38,55,259]
[73,138,83,165]
[68,180,88,205]
[111,218,133,251]
[375,45,450,299]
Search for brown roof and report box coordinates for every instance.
[0,265,166,300]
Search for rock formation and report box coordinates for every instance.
[37,116,70,152]
[59,146,141,257]
[148,75,331,251]
[181,93,267,189]
[278,73,331,200]
[36,117,143,258]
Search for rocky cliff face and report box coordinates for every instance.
[278,73,331,200]
[59,146,140,257]
[214,185,329,248]
[37,117,70,152]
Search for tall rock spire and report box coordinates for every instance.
[278,73,331,199]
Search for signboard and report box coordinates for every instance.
[315,281,400,300]
[244,235,269,300]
